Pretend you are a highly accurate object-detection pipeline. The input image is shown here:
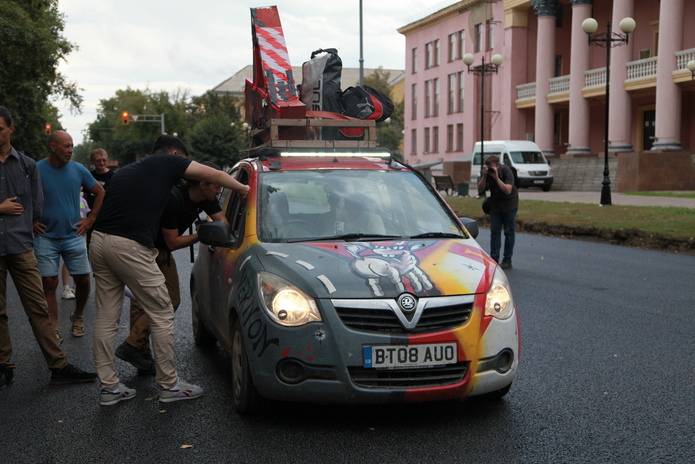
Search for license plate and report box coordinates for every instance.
[363,343,457,368]
[534,180,545,184]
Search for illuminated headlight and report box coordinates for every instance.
[258,271,321,326]
[484,268,514,320]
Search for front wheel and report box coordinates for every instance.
[191,282,216,347]
[542,185,551,192]
[231,317,270,414]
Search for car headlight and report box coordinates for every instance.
[258,271,322,326]
[484,267,514,320]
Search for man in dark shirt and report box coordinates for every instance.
[0,106,97,389]
[477,154,519,269]
[90,135,248,405]
[86,148,114,210]
[116,162,228,375]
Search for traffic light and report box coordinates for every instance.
[122,111,129,125]
[45,124,51,135]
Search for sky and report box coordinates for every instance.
[56,0,450,143]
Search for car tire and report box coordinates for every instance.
[191,282,216,347]
[542,185,551,192]
[231,317,270,414]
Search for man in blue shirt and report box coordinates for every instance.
[0,106,96,389]
[34,131,104,341]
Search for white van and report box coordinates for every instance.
[470,140,553,191]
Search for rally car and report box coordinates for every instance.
[190,148,520,413]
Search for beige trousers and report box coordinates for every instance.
[89,231,178,390]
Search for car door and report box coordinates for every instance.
[207,166,251,351]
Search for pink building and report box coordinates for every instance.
[398,0,695,169]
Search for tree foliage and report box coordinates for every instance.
[0,0,81,158]
[84,88,245,167]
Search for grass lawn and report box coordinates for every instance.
[444,196,695,241]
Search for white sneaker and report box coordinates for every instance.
[61,287,75,300]
[159,380,203,403]
[100,384,136,406]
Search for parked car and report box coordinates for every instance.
[190,148,520,413]
[470,140,553,191]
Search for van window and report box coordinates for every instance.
[509,151,546,164]
[473,151,502,165]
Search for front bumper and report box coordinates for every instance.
[244,296,519,404]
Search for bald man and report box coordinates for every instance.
[34,131,104,341]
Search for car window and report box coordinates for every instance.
[509,151,546,164]
[223,167,249,247]
[258,169,463,242]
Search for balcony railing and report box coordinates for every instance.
[516,82,536,100]
[514,47,695,103]
[549,75,570,94]
[626,56,657,80]
[676,48,695,70]
[584,68,606,88]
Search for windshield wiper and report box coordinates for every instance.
[409,232,465,239]
[290,233,403,243]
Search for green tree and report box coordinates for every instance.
[86,88,192,165]
[187,91,245,167]
[0,0,81,158]
[364,68,404,158]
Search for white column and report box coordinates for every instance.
[652,0,685,151]
[567,1,593,156]
[608,0,635,153]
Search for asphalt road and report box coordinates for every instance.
[2,234,694,464]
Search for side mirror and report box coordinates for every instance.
[198,221,234,247]
[459,217,479,239]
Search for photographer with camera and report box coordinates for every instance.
[477,154,518,270]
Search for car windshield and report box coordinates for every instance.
[509,151,546,164]
[258,169,465,242]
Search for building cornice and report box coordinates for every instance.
[398,0,487,35]
[531,0,561,18]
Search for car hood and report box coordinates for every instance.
[253,239,496,299]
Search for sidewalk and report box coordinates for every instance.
[518,190,695,209]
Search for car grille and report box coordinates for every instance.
[348,362,469,388]
[529,170,548,176]
[333,300,473,334]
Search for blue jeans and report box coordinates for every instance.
[489,208,517,263]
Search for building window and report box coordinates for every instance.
[447,124,454,151]
[412,47,418,73]
[555,55,562,77]
[456,124,464,151]
[458,30,466,59]
[425,42,433,69]
[433,39,440,67]
[411,129,417,155]
[433,78,440,117]
[487,21,496,50]
[448,33,457,62]
[474,23,483,52]
[424,127,430,153]
[554,113,561,146]
[457,71,465,113]
[432,126,439,153]
[447,73,456,114]
[411,83,417,120]
[425,80,432,118]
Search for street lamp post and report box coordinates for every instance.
[463,53,503,178]
[582,17,636,206]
